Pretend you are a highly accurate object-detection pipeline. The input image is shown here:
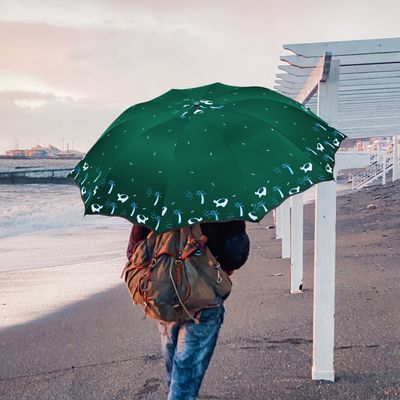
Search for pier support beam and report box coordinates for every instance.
[281,199,291,258]
[290,194,303,293]
[275,207,282,239]
[312,58,340,382]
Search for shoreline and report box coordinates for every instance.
[0,182,353,328]
[0,257,125,329]
[0,223,130,272]
[0,182,352,270]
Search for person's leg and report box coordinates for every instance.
[158,320,181,389]
[168,305,225,400]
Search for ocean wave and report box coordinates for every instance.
[0,185,127,238]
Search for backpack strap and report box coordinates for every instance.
[180,224,208,260]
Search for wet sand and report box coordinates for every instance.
[0,181,399,399]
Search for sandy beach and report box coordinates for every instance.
[0,180,399,399]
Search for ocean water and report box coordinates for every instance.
[0,159,128,238]
[0,160,133,327]
[0,184,130,238]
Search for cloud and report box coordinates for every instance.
[0,89,81,110]
[13,99,49,109]
[0,0,199,34]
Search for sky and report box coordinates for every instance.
[1,0,399,154]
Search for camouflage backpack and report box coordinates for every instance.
[121,224,232,322]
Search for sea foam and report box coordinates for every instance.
[0,184,126,238]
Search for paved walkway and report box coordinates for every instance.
[1,182,399,400]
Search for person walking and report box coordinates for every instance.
[126,220,250,400]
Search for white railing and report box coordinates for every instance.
[352,152,393,189]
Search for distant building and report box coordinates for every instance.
[5,149,26,157]
[5,144,84,158]
[57,149,85,158]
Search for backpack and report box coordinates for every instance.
[121,224,232,322]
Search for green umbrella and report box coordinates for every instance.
[69,82,346,233]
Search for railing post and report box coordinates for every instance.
[382,151,387,185]
[393,136,399,182]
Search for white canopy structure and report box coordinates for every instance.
[272,38,400,382]
[275,37,400,138]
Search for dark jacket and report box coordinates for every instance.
[126,221,250,273]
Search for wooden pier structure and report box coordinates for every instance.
[0,168,73,184]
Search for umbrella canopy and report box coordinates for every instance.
[69,82,346,233]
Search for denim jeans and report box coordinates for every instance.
[157,304,225,400]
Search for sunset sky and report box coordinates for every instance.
[1,0,399,154]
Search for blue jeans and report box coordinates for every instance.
[157,304,225,400]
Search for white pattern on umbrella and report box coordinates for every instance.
[73,167,81,180]
[151,214,161,231]
[255,201,268,212]
[130,202,138,217]
[117,193,129,203]
[299,176,313,185]
[188,217,203,224]
[153,191,161,206]
[205,210,220,221]
[248,211,258,221]
[91,204,103,213]
[323,140,335,150]
[137,214,149,224]
[323,154,334,163]
[81,174,88,185]
[94,169,102,183]
[235,202,244,217]
[84,191,92,204]
[273,185,284,199]
[255,187,267,198]
[313,122,327,132]
[305,146,318,156]
[281,162,294,175]
[106,201,117,215]
[289,186,301,195]
[213,198,229,208]
[196,190,206,204]
[173,209,183,224]
[300,163,313,173]
[332,130,346,139]
[108,180,116,194]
